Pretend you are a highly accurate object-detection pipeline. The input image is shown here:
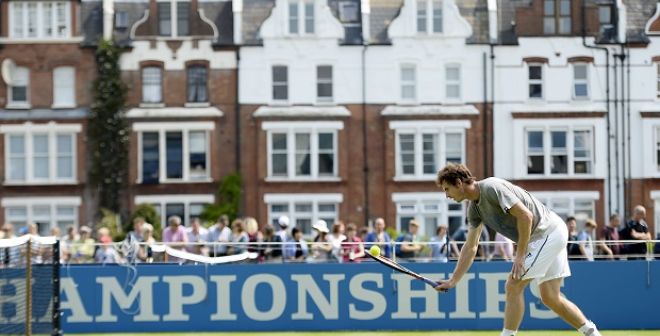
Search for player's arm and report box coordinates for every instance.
[435,224,482,291]
[508,202,533,279]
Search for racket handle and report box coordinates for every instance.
[422,277,448,292]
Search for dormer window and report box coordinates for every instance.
[157,0,190,37]
[288,0,314,35]
[416,0,442,34]
[543,0,571,35]
[10,2,70,39]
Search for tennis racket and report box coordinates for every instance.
[367,253,447,291]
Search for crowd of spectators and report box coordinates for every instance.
[1,204,659,265]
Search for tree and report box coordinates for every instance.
[201,172,242,224]
[88,39,128,215]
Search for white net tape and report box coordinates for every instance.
[148,244,258,264]
[0,234,57,248]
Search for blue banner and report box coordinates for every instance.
[17,261,660,332]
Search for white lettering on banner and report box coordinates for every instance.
[60,277,93,322]
[163,276,207,321]
[241,274,286,321]
[529,280,560,319]
[0,278,27,324]
[348,273,386,320]
[391,273,445,319]
[209,275,238,321]
[95,277,159,322]
[479,273,509,318]
[448,272,476,319]
[291,274,345,320]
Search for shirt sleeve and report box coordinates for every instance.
[486,182,521,213]
[467,203,481,228]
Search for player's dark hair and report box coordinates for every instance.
[566,216,576,222]
[436,163,475,187]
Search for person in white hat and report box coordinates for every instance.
[311,220,332,262]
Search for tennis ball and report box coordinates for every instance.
[369,245,381,256]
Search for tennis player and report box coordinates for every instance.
[434,163,601,336]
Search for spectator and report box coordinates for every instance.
[489,232,514,262]
[228,219,248,255]
[328,222,346,262]
[395,219,423,261]
[261,224,282,262]
[597,214,622,260]
[430,224,450,262]
[47,227,62,262]
[163,216,188,263]
[275,216,296,260]
[207,215,232,257]
[124,217,146,262]
[566,216,582,259]
[61,226,78,263]
[290,228,309,261]
[95,236,121,264]
[359,227,369,242]
[185,217,208,255]
[620,205,651,260]
[244,217,263,256]
[141,223,156,263]
[365,218,392,258]
[577,219,597,261]
[311,220,332,262]
[450,223,489,260]
[1,223,18,266]
[71,226,95,263]
[341,223,365,263]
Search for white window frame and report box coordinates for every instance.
[510,118,604,180]
[271,64,289,104]
[316,64,333,103]
[287,0,315,35]
[52,66,75,108]
[532,191,598,230]
[391,192,463,238]
[400,64,417,103]
[572,63,590,100]
[527,63,544,100]
[264,193,342,236]
[416,0,442,34]
[390,120,470,181]
[264,121,342,181]
[9,1,71,40]
[445,63,462,102]
[650,191,660,237]
[2,196,80,235]
[134,194,213,227]
[523,126,594,177]
[141,66,163,104]
[1,123,80,185]
[7,66,30,109]
[134,122,214,183]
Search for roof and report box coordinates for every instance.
[242,0,276,45]
[81,1,103,47]
[625,0,658,43]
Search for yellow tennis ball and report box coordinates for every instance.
[369,245,381,256]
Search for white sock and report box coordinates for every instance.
[578,320,601,336]
[501,329,517,336]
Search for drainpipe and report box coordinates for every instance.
[581,1,611,217]
[362,43,369,227]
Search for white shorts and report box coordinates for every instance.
[521,214,571,285]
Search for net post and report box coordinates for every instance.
[52,239,62,336]
[26,238,32,336]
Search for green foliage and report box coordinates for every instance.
[97,208,123,241]
[201,172,242,224]
[130,203,162,241]
[385,226,399,241]
[88,39,128,215]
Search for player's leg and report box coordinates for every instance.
[502,275,532,334]
[538,278,601,336]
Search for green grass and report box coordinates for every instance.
[75,331,660,336]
